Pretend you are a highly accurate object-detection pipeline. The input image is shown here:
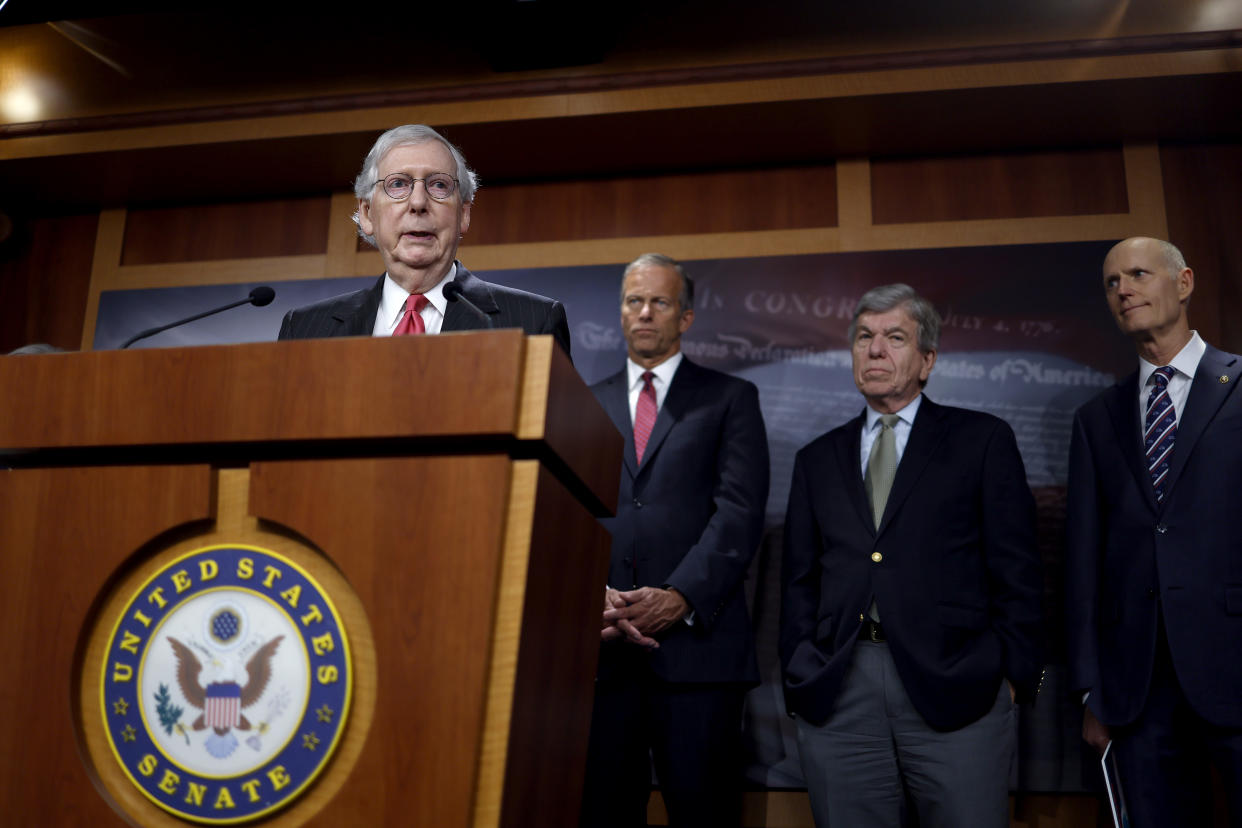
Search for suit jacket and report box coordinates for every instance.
[1066,343,1242,728]
[591,357,769,685]
[276,265,572,356]
[780,397,1042,731]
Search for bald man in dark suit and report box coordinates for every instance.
[1067,237,1242,826]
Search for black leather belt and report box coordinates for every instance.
[859,619,886,643]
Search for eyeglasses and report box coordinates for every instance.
[374,172,459,201]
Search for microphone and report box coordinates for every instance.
[120,286,276,349]
[249,286,276,306]
[443,278,493,327]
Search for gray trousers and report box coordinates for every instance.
[795,640,1016,828]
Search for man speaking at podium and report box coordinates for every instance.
[278,124,570,355]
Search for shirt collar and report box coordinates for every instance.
[627,351,684,390]
[865,393,922,431]
[380,263,456,326]
[1138,330,1204,387]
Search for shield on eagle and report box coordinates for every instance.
[167,635,283,758]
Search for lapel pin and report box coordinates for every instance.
[1221,376,1230,384]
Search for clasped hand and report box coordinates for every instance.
[600,586,688,649]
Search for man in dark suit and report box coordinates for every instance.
[277,124,569,354]
[780,283,1042,827]
[580,253,769,828]
[1066,236,1242,826]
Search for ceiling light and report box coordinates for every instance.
[2,85,41,122]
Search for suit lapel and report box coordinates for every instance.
[879,396,947,534]
[441,265,501,332]
[335,275,384,336]
[834,413,873,533]
[1162,346,1241,499]
[638,359,697,474]
[597,370,639,478]
[1102,372,1157,512]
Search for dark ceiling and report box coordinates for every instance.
[4,70,1240,214]
[1,1,1240,213]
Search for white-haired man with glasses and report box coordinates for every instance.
[279,124,570,354]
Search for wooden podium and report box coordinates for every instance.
[0,330,620,828]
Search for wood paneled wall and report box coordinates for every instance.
[3,140,1238,379]
[870,148,1129,224]
[0,213,96,353]
[121,196,331,265]
[1161,143,1242,353]
[465,166,839,246]
[66,140,1187,354]
[0,139,1228,354]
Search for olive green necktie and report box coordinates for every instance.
[865,414,900,529]
[864,414,900,624]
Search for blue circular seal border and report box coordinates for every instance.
[100,544,352,824]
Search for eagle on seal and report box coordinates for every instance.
[167,635,283,758]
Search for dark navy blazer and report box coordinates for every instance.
[591,357,769,685]
[276,265,571,357]
[780,397,1043,731]
[1066,344,1242,728]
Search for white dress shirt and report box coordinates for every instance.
[859,393,923,478]
[1137,330,1205,423]
[626,351,683,425]
[372,263,458,336]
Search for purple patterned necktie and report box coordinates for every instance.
[1144,366,1178,501]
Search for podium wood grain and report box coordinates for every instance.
[0,465,213,827]
[0,332,620,826]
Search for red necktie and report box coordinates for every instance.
[394,294,429,335]
[634,371,657,464]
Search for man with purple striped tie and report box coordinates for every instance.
[581,253,769,827]
[1066,236,1242,826]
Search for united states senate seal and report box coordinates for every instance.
[100,544,352,823]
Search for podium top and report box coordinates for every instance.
[1,330,620,514]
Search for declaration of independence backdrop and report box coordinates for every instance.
[94,240,1134,792]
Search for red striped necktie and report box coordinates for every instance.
[634,371,657,464]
